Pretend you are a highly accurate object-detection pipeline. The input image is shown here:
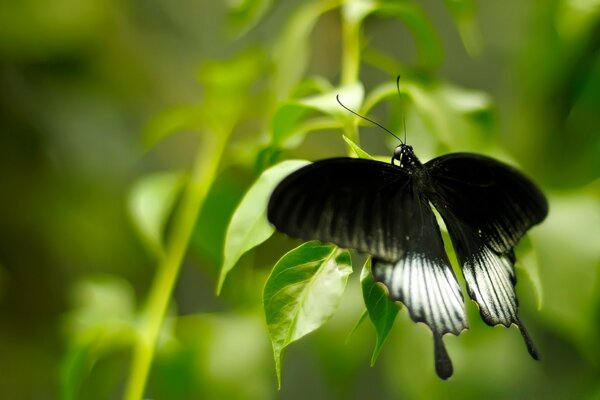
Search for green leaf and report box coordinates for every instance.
[384,2,444,68]
[342,135,375,159]
[61,275,138,399]
[218,160,311,294]
[403,78,494,149]
[128,171,186,256]
[360,258,400,366]
[271,83,363,148]
[345,309,368,344]
[444,0,482,56]
[227,0,277,38]
[516,237,544,310]
[263,242,352,387]
[272,0,340,98]
[301,82,364,116]
[142,105,203,149]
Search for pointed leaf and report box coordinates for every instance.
[300,82,364,116]
[263,242,352,387]
[142,105,202,149]
[360,258,400,366]
[444,0,482,56]
[385,2,443,68]
[516,236,544,310]
[128,171,186,256]
[345,309,368,344]
[342,135,375,160]
[218,160,311,293]
[271,83,363,148]
[227,0,277,38]
[272,0,340,98]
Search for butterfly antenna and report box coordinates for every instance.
[336,95,403,143]
[397,75,407,144]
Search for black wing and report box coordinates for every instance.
[425,153,547,358]
[268,158,412,261]
[425,153,548,253]
[370,187,467,379]
[268,157,467,379]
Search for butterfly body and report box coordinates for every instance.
[267,144,547,379]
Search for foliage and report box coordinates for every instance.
[1,0,599,399]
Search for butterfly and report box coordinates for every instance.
[266,86,548,379]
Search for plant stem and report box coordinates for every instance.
[340,15,360,86]
[124,130,228,400]
[340,3,362,150]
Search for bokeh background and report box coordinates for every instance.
[1,0,599,399]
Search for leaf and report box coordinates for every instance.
[272,0,340,98]
[61,275,138,399]
[516,237,544,310]
[345,309,368,344]
[218,160,311,294]
[128,171,186,256]
[227,0,277,38]
[271,83,363,148]
[142,105,203,149]
[403,78,494,150]
[263,242,352,387]
[383,2,444,68]
[360,258,400,366]
[528,193,600,360]
[301,82,364,116]
[342,135,375,159]
[444,0,482,56]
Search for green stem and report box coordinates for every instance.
[124,130,228,400]
[340,15,360,85]
[340,3,362,152]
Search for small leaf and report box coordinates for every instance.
[128,171,186,256]
[345,309,368,344]
[263,242,352,387]
[61,276,137,399]
[228,0,277,38]
[218,160,311,294]
[374,2,444,68]
[273,0,339,98]
[142,105,202,149]
[444,0,482,56]
[342,135,375,159]
[516,237,544,310]
[403,78,494,150]
[271,83,363,148]
[360,258,400,366]
[300,82,364,116]
[271,104,312,147]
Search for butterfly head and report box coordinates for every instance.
[393,144,422,171]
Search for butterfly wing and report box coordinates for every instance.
[370,187,468,379]
[425,153,548,253]
[268,158,413,261]
[425,153,547,358]
[268,157,467,378]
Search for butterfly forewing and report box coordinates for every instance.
[425,153,548,252]
[268,158,412,261]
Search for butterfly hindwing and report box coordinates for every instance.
[370,189,467,379]
[425,153,546,358]
[268,158,412,261]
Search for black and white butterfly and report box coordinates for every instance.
[267,94,548,379]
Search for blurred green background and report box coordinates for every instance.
[1,0,599,399]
